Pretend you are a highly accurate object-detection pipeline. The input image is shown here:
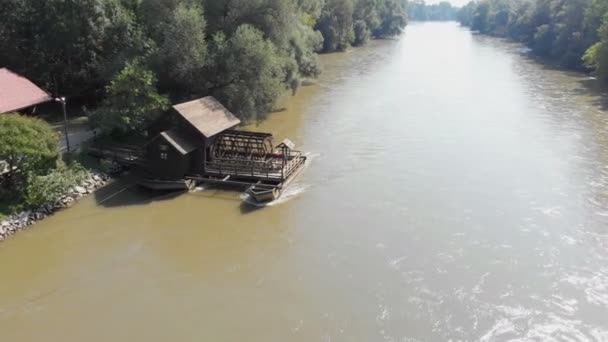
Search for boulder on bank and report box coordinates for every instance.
[0,172,110,241]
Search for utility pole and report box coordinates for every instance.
[55,97,70,153]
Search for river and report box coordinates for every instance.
[2,22,608,341]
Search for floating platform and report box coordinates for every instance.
[188,151,307,204]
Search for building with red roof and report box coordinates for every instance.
[0,68,52,114]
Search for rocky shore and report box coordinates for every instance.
[0,172,112,242]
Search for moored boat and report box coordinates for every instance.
[246,184,282,203]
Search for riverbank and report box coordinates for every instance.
[0,170,111,241]
[457,0,608,80]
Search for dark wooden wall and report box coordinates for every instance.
[146,136,191,179]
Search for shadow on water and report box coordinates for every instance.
[576,78,608,111]
[94,175,185,208]
[239,201,265,215]
[94,175,269,213]
[526,57,608,110]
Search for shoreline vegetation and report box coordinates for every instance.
[457,0,608,81]
[0,170,112,241]
[0,0,408,126]
[0,0,408,241]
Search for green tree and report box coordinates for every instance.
[458,2,477,27]
[154,2,208,94]
[0,0,109,98]
[317,0,355,51]
[472,1,490,33]
[460,0,607,73]
[353,20,372,46]
[203,0,298,48]
[89,61,170,136]
[374,0,407,37]
[98,0,151,86]
[0,114,59,191]
[207,25,287,122]
[355,0,382,33]
[584,14,608,80]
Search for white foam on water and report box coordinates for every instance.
[533,206,562,218]
[472,272,490,295]
[560,234,577,245]
[239,152,317,207]
[595,210,608,217]
[479,318,517,342]
[549,295,578,316]
[192,185,207,192]
[376,304,390,322]
[388,256,407,269]
[562,269,608,307]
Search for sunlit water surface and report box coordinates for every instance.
[2,22,608,341]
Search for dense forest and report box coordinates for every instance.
[0,0,407,134]
[407,1,459,21]
[458,0,608,81]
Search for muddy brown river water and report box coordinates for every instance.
[2,22,608,341]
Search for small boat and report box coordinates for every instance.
[246,184,282,203]
[137,178,195,191]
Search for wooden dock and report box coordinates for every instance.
[87,144,145,166]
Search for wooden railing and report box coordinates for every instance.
[87,146,145,166]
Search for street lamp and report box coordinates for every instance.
[54,97,70,153]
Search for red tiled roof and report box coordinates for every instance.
[0,68,52,114]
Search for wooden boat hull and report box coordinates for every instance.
[138,178,195,191]
[246,185,282,203]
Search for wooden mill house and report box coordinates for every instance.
[138,96,307,202]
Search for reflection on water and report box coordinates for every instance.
[1,22,608,341]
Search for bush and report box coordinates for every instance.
[0,113,59,191]
[23,163,89,208]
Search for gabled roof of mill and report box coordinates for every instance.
[277,138,296,150]
[159,129,198,155]
[0,68,52,114]
[172,96,241,139]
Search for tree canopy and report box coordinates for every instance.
[0,114,59,189]
[459,0,608,77]
[88,61,170,136]
[208,25,287,122]
[0,0,409,132]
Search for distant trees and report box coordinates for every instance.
[317,0,407,51]
[458,0,608,77]
[0,0,408,133]
[408,1,459,21]
[583,1,608,81]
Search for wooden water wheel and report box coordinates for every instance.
[212,130,274,159]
